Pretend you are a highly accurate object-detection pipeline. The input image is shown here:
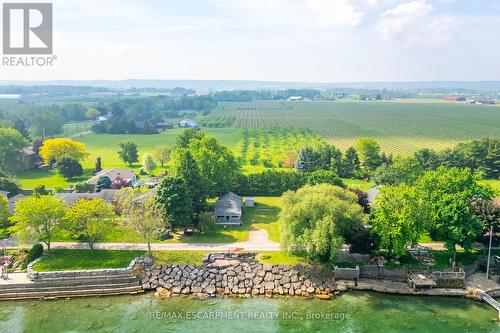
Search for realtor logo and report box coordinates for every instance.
[2,3,53,54]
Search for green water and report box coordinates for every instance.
[1,292,499,333]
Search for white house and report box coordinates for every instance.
[178,119,201,130]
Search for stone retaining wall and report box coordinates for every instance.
[139,255,336,298]
[27,254,154,281]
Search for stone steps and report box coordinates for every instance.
[0,281,140,294]
[0,271,143,301]
[0,285,144,301]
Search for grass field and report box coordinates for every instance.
[482,179,500,195]
[243,196,282,242]
[33,249,145,271]
[203,100,500,155]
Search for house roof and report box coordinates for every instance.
[0,190,9,198]
[55,189,119,205]
[86,168,136,185]
[366,187,380,204]
[215,192,243,216]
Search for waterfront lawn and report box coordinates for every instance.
[242,196,282,242]
[33,249,146,271]
[153,250,210,265]
[256,251,305,265]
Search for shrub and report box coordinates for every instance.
[57,156,83,179]
[0,177,20,196]
[34,184,49,196]
[22,243,44,269]
[75,182,94,193]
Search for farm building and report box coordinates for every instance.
[178,119,201,130]
[214,192,243,225]
[86,168,137,186]
[244,197,255,207]
[444,96,466,102]
[287,96,303,101]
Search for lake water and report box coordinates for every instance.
[1,292,499,333]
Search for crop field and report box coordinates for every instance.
[234,128,324,167]
[203,100,500,155]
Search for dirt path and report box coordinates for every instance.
[3,229,280,252]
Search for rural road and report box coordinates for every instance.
[2,228,281,251]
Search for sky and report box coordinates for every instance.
[1,0,500,82]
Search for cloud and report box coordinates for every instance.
[214,0,366,28]
[378,0,457,46]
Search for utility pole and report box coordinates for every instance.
[486,225,493,280]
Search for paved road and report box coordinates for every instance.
[2,228,280,251]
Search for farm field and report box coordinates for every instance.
[203,100,500,155]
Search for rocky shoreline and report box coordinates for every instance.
[136,253,336,299]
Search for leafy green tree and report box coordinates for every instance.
[116,187,165,252]
[155,144,170,167]
[340,147,361,178]
[33,184,49,196]
[10,195,67,253]
[355,138,382,173]
[85,107,100,120]
[13,118,29,139]
[156,176,193,230]
[483,141,500,178]
[65,198,116,253]
[95,176,111,192]
[57,156,83,179]
[305,170,344,187]
[74,182,94,193]
[174,150,207,214]
[0,127,28,171]
[371,184,426,257]
[470,198,500,233]
[280,184,366,262]
[174,132,240,196]
[198,211,216,234]
[417,167,494,258]
[373,157,423,185]
[0,178,20,196]
[0,195,11,238]
[94,156,102,173]
[413,148,440,171]
[142,153,156,175]
[118,141,139,165]
[175,128,204,148]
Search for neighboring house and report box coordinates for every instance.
[8,194,25,213]
[5,147,37,172]
[134,177,161,188]
[86,168,137,186]
[96,113,113,122]
[55,189,119,205]
[366,187,380,205]
[214,192,243,225]
[178,119,201,131]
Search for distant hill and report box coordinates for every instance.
[1,80,500,92]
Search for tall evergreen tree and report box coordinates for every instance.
[175,150,207,214]
[340,147,361,178]
[295,147,315,172]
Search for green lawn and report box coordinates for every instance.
[256,251,305,265]
[153,250,210,265]
[33,249,145,271]
[481,179,500,195]
[243,196,282,242]
[342,178,375,191]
